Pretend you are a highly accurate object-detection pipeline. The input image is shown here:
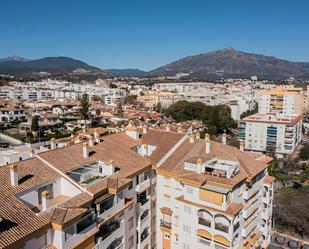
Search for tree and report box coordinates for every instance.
[155,102,162,113]
[274,187,309,238]
[240,103,258,119]
[164,101,236,135]
[117,101,123,117]
[299,144,309,160]
[79,94,91,127]
[31,115,39,133]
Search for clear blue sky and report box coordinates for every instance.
[1,0,309,70]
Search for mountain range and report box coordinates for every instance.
[0,56,109,79]
[149,48,309,80]
[1,48,309,79]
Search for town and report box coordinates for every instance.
[1,1,309,249]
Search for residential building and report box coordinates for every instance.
[145,130,274,249]
[0,129,155,249]
[0,126,275,249]
[239,113,303,157]
[258,85,304,115]
[0,106,26,123]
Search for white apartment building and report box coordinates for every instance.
[0,106,26,123]
[258,85,304,115]
[239,114,303,157]
[0,126,275,249]
[240,85,304,157]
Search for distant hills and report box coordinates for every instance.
[0,56,109,79]
[0,56,30,63]
[106,68,148,77]
[2,49,309,80]
[149,48,309,80]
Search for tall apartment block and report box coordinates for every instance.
[239,85,304,157]
[258,85,304,115]
[0,126,274,249]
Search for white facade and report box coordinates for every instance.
[239,114,303,157]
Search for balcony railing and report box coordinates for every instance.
[215,223,229,233]
[160,220,172,229]
[97,219,121,241]
[198,217,211,227]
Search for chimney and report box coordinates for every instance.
[41,190,49,211]
[222,132,227,145]
[83,142,89,158]
[190,134,195,143]
[10,164,18,186]
[94,129,100,144]
[166,124,170,132]
[205,133,210,154]
[88,135,95,147]
[196,158,204,174]
[50,137,56,150]
[143,125,148,134]
[240,141,245,152]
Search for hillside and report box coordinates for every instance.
[149,48,309,80]
[0,56,109,78]
[106,68,148,77]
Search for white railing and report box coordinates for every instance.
[135,178,151,193]
[98,199,125,221]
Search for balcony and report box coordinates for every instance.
[243,199,260,219]
[198,217,211,227]
[97,199,125,222]
[242,215,259,238]
[64,213,97,248]
[215,223,229,233]
[135,178,150,193]
[96,219,125,249]
[160,220,172,229]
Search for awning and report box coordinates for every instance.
[214,235,230,247]
[197,229,212,240]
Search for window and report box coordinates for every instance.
[128,181,133,190]
[129,217,134,229]
[128,236,134,248]
[186,186,193,195]
[184,205,191,214]
[64,225,75,241]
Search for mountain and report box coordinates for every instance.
[106,68,148,77]
[149,48,309,80]
[0,56,109,78]
[0,56,30,63]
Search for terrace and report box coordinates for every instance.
[66,162,105,186]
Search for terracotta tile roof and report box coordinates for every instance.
[140,129,184,163]
[263,175,276,185]
[0,158,60,195]
[158,137,269,188]
[0,131,151,248]
[51,207,88,226]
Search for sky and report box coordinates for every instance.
[1,0,309,71]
